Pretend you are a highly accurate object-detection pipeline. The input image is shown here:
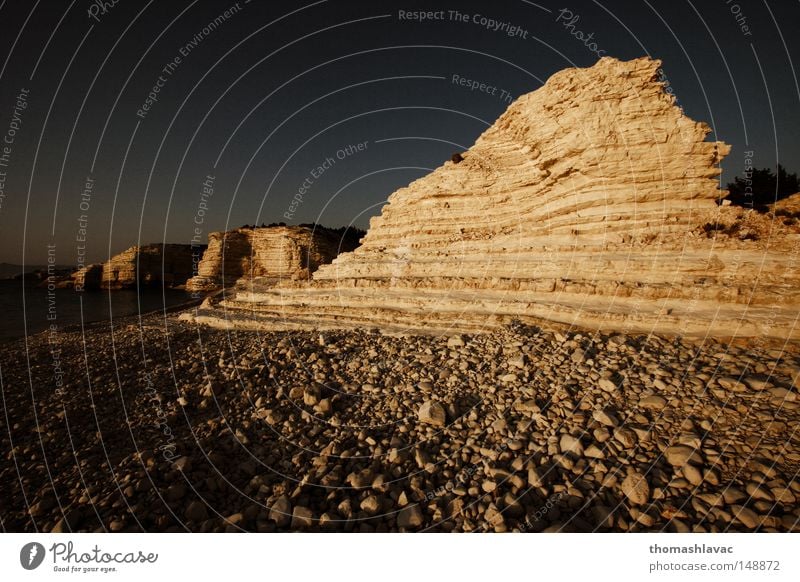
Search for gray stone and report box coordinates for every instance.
[722,487,746,505]
[746,482,774,502]
[508,355,526,369]
[716,377,747,392]
[291,506,315,529]
[584,444,605,459]
[614,428,637,448]
[744,376,772,391]
[594,427,611,442]
[598,378,618,393]
[515,399,541,414]
[731,505,759,529]
[639,395,667,410]
[348,469,374,489]
[397,504,424,529]
[303,384,322,406]
[184,501,208,522]
[770,387,797,401]
[592,409,619,427]
[652,378,669,391]
[173,456,192,472]
[484,503,505,527]
[620,472,650,505]
[268,495,292,527]
[360,495,382,515]
[528,466,545,487]
[683,463,704,487]
[418,401,446,426]
[664,445,702,467]
[559,434,584,456]
[591,505,615,528]
[571,349,587,363]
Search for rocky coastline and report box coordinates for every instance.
[3,56,799,536]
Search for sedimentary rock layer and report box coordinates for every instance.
[186,226,361,292]
[196,57,800,339]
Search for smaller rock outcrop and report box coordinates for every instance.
[186,225,362,292]
[85,244,202,290]
[72,263,103,291]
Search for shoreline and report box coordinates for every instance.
[0,287,208,345]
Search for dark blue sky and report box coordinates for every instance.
[0,0,797,263]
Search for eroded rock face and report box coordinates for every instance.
[197,57,800,338]
[185,226,361,292]
[99,244,200,289]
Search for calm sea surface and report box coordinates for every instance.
[0,280,193,342]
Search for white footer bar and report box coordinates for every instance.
[1,533,796,581]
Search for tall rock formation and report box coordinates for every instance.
[186,225,362,292]
[193,57,800,339]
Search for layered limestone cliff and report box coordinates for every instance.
[90,244,200,289]
[193,57,800,339]
[185,225,361,292]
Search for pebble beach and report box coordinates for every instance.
[1,313,799,533]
